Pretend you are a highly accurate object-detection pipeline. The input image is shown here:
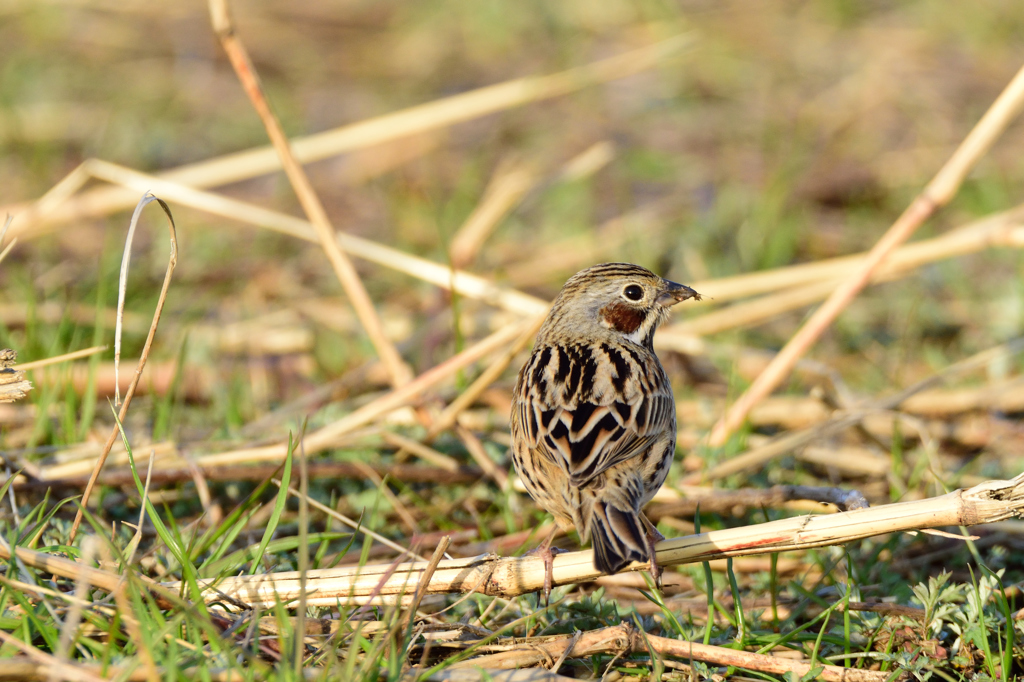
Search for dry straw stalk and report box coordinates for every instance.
[674,208,1024,336]
[210,0,412,390]
[445,622,889,681]
[179,473,1024,607]
[711,60,1024,445]
[0,350,31,404]
[4,35,693,241]
[40,158,550,319]
[684,202,1024,304]
[195,317,533,468]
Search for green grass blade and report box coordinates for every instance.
[249,432,295,575]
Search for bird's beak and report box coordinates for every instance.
[656,279,702,307]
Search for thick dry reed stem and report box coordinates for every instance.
[178,474,1024,606]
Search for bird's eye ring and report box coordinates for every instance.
[623,284,644,301]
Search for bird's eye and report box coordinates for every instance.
[623,284,644,301]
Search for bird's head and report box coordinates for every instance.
[539,263,701,348]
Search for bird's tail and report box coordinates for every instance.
[589,499,648,575]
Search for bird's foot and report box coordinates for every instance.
[640,516,665,589]
[525,543,565,607]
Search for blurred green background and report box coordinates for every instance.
[1,0,1023,444]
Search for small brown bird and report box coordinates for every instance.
[511,263,700,598]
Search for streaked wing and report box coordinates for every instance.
[516,342,675,488]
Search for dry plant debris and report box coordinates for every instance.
[0,1,1023,680]
[0,350,32,405]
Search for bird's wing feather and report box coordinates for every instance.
[518,348,675,488]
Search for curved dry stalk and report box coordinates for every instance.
[60,158,549,319]
[69,193,177,543]
[209,0,411,390]
[178,474,1024,607]
[25,157,703,363]
[710,61,1024,446]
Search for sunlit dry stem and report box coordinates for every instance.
[91,146,1018,339]
[448,623,889,681]
[0,540,184,612]
[178,474,1024,607]
[455,425,508,490]
[449,161,536,269]
[185,319,529,471]
[278,480,429,563]
[299,319,533,454]
[676,208,1024,337]
[51,537,97,682]
[0,630,109,682]
[103,542,160,682]
[0,238,16,267]
[401,537,451,635]
[678,214,1024,336]
[208,0,412,390]
[710,61,1024,446]
[684,203,1024,304]
[694,335,1024,483]
[14,345,107,372]
[426,312,547,439]
[2,36,693,242]
[381,431,462,471]
[34,159,549,318]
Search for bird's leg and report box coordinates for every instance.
[525,527,563,606]
[639,512,665,588]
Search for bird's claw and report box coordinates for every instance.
[643,525,665,589]
[526,544,565,607]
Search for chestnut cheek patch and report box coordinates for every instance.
[599,302,645,334]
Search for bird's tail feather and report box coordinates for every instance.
[590,500,648,575]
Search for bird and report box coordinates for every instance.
[510,262,701,600]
